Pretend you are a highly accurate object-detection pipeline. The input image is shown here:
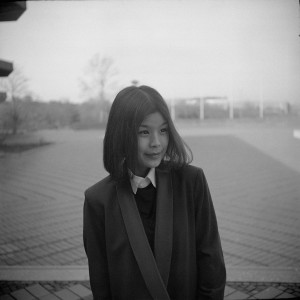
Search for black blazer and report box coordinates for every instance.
[83,165,226,300]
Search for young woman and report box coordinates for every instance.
[83,85,226,300]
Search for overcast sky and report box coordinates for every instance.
[0,0,299,103]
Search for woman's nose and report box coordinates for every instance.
[150,133,161,147]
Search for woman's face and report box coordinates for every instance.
[135,112,169,177]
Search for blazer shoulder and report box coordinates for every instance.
[84,175,116,204]
[174,164,204,180]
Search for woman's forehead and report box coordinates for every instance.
[140,112,167,127]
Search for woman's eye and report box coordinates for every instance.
[161,127,168,133]
[139,130,149,135]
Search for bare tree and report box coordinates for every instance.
[79,54,118,122]
[0,67,29,134]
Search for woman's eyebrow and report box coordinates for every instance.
[140,121,168,128]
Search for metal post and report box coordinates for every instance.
[259,75,264,119]
[170,98,175,121]
[200,98,204,121]
[229,97,234,119]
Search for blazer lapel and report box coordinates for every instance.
[116,179,170,300]
[155,168,173,287]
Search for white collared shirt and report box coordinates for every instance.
[129,168,156,194]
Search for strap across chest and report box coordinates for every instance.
[116,169,173,300]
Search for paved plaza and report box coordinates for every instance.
[0,120,300,299]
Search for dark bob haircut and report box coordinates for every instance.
[103,85,193,181]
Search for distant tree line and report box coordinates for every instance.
[1,93,299,138]
[0,54,117,137]
[0,96,111,134]
[1,56,299,139]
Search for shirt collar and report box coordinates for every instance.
[129,168,156,194]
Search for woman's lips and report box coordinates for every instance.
[145,152,161,159]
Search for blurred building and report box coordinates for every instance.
[0,1,26,77]
[0,1,26,103]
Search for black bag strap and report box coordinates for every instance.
[116,182,170,300]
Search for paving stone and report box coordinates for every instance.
[42,284,53,291]
[293,292,300,297]
[275,291,298,298]
[54,289,80,300]
[68,284,91,298]
[39,294,61,300]
[82,295,93,300]
[3,281,300,300]
[26,284,50,298]
[224,290,249,299]
[10,288,36,300]
[224,285,237,296]
[0,295,15,300]
[254,286,283,299]
[81,282,90,290]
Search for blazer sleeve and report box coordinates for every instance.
[83,191,112,300]
[194,169,226,300]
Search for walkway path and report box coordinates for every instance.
[0,120,299,299]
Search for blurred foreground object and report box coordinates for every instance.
[0,60,13,77]
[0,91,7,103]
[0,1,26,78]
[0,1,26,21]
